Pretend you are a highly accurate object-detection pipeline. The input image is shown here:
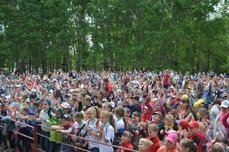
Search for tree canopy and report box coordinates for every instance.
[0,0,228,74]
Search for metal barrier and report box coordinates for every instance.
[37,123,139,152]
[0,116,37,152]
[0,116,140,152]
[0,122,6,152]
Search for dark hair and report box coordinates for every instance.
[74,112,84,119]
[122,130,134,144]
[77,101,83,112]
[214,99,221,105]
[114,107,127,128]
[54,89,63,102]
[199,108,209,115]
[181,138,198,152]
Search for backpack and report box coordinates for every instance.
[87,119,100,128]
[105,124,121,147]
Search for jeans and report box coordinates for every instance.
[40,130,50,151]
[15,128,30,152]
[49,141,60,152]
[90,147,99,152]
[60,144,74,152]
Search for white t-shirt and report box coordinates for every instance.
[99,123,114,152]
[114,116,125,130]
[87,119,101,149]
[73,120,87,136]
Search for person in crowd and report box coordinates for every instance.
[1,70,229,152]
[180,138,198,152]
[98,111,115,152]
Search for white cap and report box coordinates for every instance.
[61,102,71,109]
[31,89,36,93]
[220,100,229,108]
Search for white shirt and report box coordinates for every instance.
[210,105,220,121]
[87,119,101,149]
[38,109,52,132]
[99,123,114,152]
[114,116,125,130]
[73,120,87,136]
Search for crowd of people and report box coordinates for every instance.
[0,69,229,152]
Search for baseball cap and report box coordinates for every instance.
[188,121,199,129]
[179,119,189,130]
[61,102,71,109]
[152,111,162,118]
[220,100,229,108]
[62,114,72,121]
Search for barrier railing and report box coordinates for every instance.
[0,117,140,152]
[36,123,139,152]
[0,116,37,152]
[0,121,6,152]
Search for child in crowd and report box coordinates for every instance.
[51,114,74,152]
[48,108,63,152]
[37,100,52,151]
[99,111,115,152]
[151,112,164,131]
[157,131,179,152]
[116,131,133,152]
[138,138,153,152]
[86,107,101,152]
[159,114,177,141]
[129,121,147,150]
[180,138,198,152]
[114,107,126,136]
[147,124,161,152]
[15,106,31,152]
[71,112,87,150]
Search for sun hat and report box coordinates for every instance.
[165,131,178,145]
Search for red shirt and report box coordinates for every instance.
[116,142,133,152]
[106,82,113,94]
[148,136,161,152]
[163,73,170,85]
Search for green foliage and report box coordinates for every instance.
[0,0,228,73]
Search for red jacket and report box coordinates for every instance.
[116,142,133,152]
[148,136,161,152]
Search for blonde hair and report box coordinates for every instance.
[165,114,174,121]
[139,138,153,148]
[138,122,147,130]
[87,106,101,119]
[101,111,116,130]
[148,124,159,132]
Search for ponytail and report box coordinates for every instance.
[94,106,101,119]
[109,112,116,131]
